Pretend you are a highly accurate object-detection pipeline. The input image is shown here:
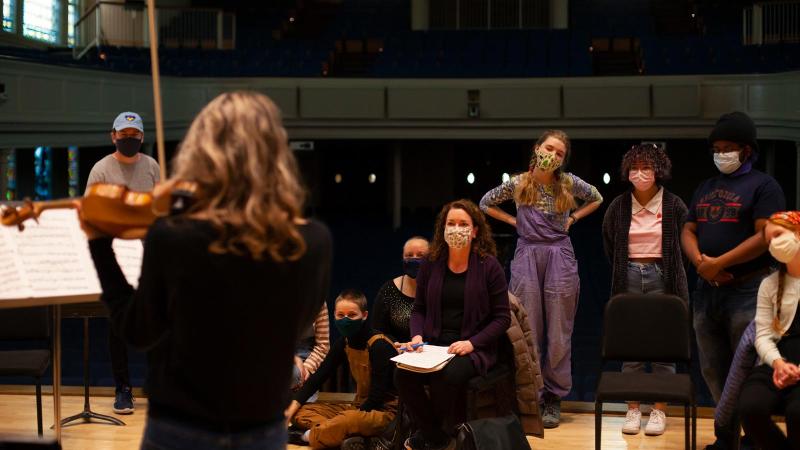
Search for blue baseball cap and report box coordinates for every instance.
[112,112,144,133]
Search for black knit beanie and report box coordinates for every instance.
[708,111,759,152]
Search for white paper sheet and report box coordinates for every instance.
[390,344,456,370]
[0,209,143,303]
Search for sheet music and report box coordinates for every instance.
[0,209,143,302]
[0,227,33,299]
[112,239,143,288]
[390,344,456,370]
[11,209,100,298]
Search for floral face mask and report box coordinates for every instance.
[444,225,472,249]
[532,147,563,173]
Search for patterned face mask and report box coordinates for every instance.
[532,147,563,173]
[444,225,472,249]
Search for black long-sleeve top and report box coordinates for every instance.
[88,217,332,430]
[371,279,414,343]
[294,325,396,412]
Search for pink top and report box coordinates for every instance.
[628,188,663,258]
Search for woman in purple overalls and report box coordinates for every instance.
[480,130,603,428]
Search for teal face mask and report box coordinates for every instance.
[335,317,365,337]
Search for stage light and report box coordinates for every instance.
[289,17,295,22]
[368,174,376,183]
[467,173,475,184]
[335,174,342,184]
[603,173,611,185]
[502,173,510,183]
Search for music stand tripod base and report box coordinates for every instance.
[61,316,126,427]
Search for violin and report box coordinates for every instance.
[0,180,198,239]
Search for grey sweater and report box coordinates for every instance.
[602,188,690,302]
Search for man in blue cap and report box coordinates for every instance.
[86,112,160,414]
[86,112,160,192]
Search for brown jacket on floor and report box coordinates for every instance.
[507,293,544,438]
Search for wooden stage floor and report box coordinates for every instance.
[0,392,729,449]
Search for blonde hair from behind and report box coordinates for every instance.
[171,91,306,262]
[514,129,577,213]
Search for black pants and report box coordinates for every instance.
[395,355,477,444]
[109,320,130,388]
[739,365,800,450]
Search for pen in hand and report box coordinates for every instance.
[399,342,427,353]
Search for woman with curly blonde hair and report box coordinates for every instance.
[80,91,332,450]
[396,199,511,450]
[479,130,603,428]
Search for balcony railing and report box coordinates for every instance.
[74,1,235,59]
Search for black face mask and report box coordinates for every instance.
[116,137,142,157]
[402,257,423,279]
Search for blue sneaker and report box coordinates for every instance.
[113,386,134,414]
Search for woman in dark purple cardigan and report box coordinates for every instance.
[396,199,511,450]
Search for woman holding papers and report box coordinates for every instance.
[396,199,511,450]
[78,92,332,450]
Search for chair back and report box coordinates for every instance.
[0,306,50,340]
[602,294,690,363]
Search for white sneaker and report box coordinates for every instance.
[645,409,666,436]
[621,408,642,434]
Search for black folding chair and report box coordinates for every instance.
[0,306,52,436]
[594,294,696,450]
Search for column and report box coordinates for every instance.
[765,142,775,176]
[59,0,69,45]
[411,0,429,31]
[549,0,568,29]
[796,141,800,209]
[392,144,402,230]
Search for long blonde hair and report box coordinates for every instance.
[514,130,577,213]
[171,91,306,262]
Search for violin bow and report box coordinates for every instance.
[146,0,167,182]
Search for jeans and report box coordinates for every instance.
[622,262,676,375]
[693,275,764,403]
[141,415,287,450]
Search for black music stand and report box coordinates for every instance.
[59,304,124,427]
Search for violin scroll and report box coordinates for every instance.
[1,199,43,231]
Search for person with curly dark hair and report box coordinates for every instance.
[602,143,689,437]
[395,199,511,450]
[479,130,603,428]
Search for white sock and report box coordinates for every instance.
[302,430,310,443]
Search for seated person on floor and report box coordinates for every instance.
[292,302,331,402]
[738,211,800,449]
[284,289,399,449]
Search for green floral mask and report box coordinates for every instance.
[532,148,563,173]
